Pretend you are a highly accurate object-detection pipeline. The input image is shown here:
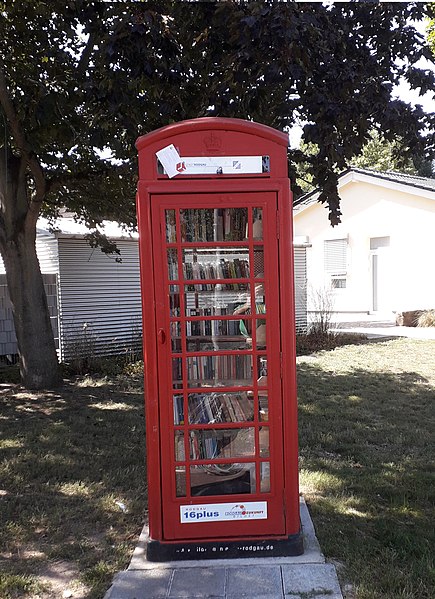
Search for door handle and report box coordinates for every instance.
[158,328,166,344]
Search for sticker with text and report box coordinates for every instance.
[180,501,267,523]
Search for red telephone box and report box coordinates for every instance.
[136,117,302,561]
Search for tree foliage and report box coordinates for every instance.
[351,130,434,176]
[296,130,434,194]
[1,0,435,387]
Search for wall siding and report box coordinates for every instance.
[1,233,307,360]
[57,237,142,361]
[294,246,308,333]
[0,233,60,357]
[0,274,60,357]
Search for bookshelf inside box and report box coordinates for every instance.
[164,206,272,503]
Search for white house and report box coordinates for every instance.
[293,168,435,319]
[0,218,308,360]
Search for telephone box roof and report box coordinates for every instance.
[136,117,289,151]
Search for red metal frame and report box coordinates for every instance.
[136,118,300,552]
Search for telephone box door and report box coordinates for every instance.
[152,192,286,540]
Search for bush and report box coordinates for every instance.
[296,331,366,355]
[62,355,144,377]
[417,309,435,328]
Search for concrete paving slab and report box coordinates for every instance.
[168,567,226,598]
[104,569,172,599]
[226,565,282,597]
[282,563,343,599]
[104,497,343,599]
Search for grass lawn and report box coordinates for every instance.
[0,337,433,598]
[298,338,435,599]
[0,371,147,599]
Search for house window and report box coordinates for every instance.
[370,236,390,250]
[324,238,347,288]
[332,277,346,289]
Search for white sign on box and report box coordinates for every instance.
[156,145,265,176]
[155,144,183,179]
[180,501,268,523]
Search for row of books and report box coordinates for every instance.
[178,428,254,461]
[190,428,255,461]
[183,258,250,286]
[186,318,243,338]
[180,208,249,243]
[173,392,254,426]
[186,354,252,384]
[166,209,261,245]
[170,291,251,317]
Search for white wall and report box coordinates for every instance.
[294,180,435,314]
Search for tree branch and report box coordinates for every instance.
[77,31,97,77]
[46,162,131,194]
[0,66,46,202]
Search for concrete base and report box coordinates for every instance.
[104,497,343,598]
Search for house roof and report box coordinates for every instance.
[293,167,435,213]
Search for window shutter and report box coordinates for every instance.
[324,239,347,274]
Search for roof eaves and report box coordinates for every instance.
[350,167,435,192]
[293,167,435,213]
[293,168,353,209]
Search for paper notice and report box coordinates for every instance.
[156,144,183,178]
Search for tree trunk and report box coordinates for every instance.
[0,153,60,389]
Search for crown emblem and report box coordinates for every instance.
[203,132,222,152]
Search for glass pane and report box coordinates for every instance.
[188,392,254,424]
[186,319,250,351]
[172,358,183,389]
[176,466,186,497]
[175,431,185,461]
[169,285,181,317]
[253,247,264,278]
[183,248,250,281]
[259,390,269,422]
[258,357,267,386]
[190,428,255,460]
[186,355,253,388]
[254,319,267,348]
[259,427,269,458]
[170,322,182,352]
[173,394,185,425]
[260,462,271,493]
[165,209,176,243]
[181,208,248,242]
[253,208,263,240]
[167,249,178,280]
[254,282,266,308]
[184,285,250,316]
[190,463,255,496]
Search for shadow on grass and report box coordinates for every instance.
[0,376,147,598]
[297,362,434,599]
